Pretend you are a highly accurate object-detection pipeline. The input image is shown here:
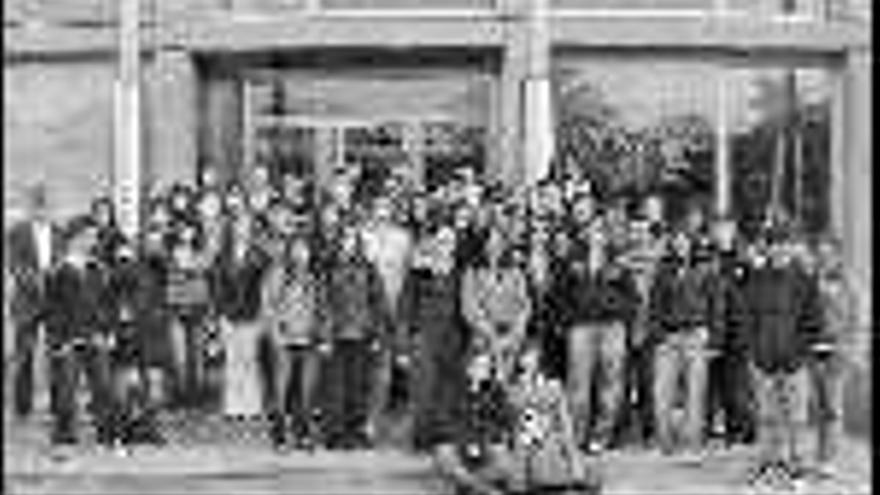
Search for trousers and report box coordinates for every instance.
[566,321,627,448]
[652,327,709,452]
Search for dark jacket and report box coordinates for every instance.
[217,245,270,323]
[326,252,388,342]
[648,256,715,342]
[738,262,824,373]
[555,262,640,328]
[707,252,749,353]
[44,260,110,349]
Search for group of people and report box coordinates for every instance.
[6,159,853,493]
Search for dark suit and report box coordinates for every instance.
[44,260,114,444]
[6,219,61,417]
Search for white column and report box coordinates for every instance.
[114,0,141,238]
[522,0,553,187]
[150,48,197,189]
[715,70,731,218]
[842,48,872,334]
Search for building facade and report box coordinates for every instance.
[3,0,872,332]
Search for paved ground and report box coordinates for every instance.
[4,412,872,495]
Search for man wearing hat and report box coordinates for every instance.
[7,183,62,419]
[738,227,825,486]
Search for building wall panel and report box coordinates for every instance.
[3,59,114,224]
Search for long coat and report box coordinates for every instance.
[406,267,468,449]
[6,220,63,326]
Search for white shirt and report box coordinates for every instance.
[362,223,412,315]
[33,221,52,271]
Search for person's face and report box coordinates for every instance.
[201,168,217,188]
[340,229,359,256]
[283,175,300,199]
[468,354,493,387]
[290,239,310,266]
[172,191,191,211]
[252,166,269,186]
[644,197,663,223]
[434,227,456,263]
[671,232,691,258]
[199,194,222,220]
[144,230,164,253]
[486,230,505,264]
[573,196,594,224]
[70,228,97,262]
[518,348,540,379]
[373,199,393,224]
[714,221,737,251]
[226,191,244,214]
[94,202,113,226]
[686,208,705,233]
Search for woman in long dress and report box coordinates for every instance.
[217,188,270,418]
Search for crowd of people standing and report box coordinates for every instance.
[5,158,854,492]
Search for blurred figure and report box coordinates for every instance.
[44,220,114,446]
[808,236,854,477]
[7,184,61,419]
[165,223,212,409]
[107,240,164,446]
[324,225,386,449]
[508,339,598,493]
[432,352,517,495]
[261,230,326,450]
[649,229,717,456]
[359,195,414,445]
[407,224,467,452]
[739,230,824,485]
[462,228,531,385]
[217,191,271,418]
[89,197,126,268]
[554,233,639,454]
[705,220,755,447]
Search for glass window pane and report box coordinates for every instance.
[728,66,833,237]
[231,0,308,12]
[554,59,718,221]
[321,0,496,9]
[5,61,113,224]
[552,0,712,11]
[724,0,827,18]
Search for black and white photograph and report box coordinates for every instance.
[3,0,872,494]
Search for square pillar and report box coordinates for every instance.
[841,48,872,334]
[148,48,198,190]
[497,0,529,187]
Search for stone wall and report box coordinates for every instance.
[4,58,115,225]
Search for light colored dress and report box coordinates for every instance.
[222,318,263,417]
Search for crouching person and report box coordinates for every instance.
[508,340,601,494]
[45,220,114,446]
[261,230,326,450]
[432,352,517,495]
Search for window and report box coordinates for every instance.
[554,59,719,222]
[552,57,834,236]
[321,0,496,11]
[552,0,712,13]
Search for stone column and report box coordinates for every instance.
[149,48,198,190]
[842,47,872,337]
[497,0,529,187]
[115,0,142,237]
[522,0,553,187]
